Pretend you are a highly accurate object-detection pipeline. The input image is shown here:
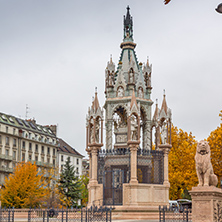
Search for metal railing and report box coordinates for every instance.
[159,205,192,222]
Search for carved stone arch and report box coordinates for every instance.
[111,103,128,117]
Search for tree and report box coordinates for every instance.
[207,110,222,187]
[58,158,81,207]
[0,162,47,208]
[79,175,89,206]
[42,167,63,208]
[168,125,198,200]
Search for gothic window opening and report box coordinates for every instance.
[112,106,128,149]
[95,116,101,144]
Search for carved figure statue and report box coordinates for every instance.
[138,88,143,98]
[90,125,94,143]
[95,122,100,143]
[117,87,124,97]
[129,70,134,83]
[131,116,138,141]
[109,73,113,86]
[161,122,167,144]
[195,140,218,186]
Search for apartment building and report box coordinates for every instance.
[57,138,83,176]
[0,112,57,185]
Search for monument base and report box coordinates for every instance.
[189,186,222,222]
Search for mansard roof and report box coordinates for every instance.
[0,112,56,137]
[58,138,84,157]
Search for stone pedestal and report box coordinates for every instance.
[189,186,222,222]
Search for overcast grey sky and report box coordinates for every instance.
[1,0,222,157]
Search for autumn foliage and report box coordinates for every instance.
[169,125,198,200]
[0,162,48,208]
[207,110,222,187]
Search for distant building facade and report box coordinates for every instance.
[0,111,84,185]
[57,138,84,176]
[0,112,57,185]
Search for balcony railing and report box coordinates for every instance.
[0,154,13,161]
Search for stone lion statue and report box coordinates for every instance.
[195,140,218,187]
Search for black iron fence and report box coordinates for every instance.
[159,205,192,222]
[0,208,14,222]
[0,207,112,222]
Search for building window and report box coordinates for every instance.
[77,158,79,165]
[6,137,9,145]
[29,143,32,151]
[47,157,50,163]
[35,155,38,162]
[13,138,16,147]
[29,154,32,160]
[6,126,8,133]
[76,167,79,174]
[61,155,63,162]
[13,151,16,159]
[22,141,25,149]
[41,156,44,162]
[0,135,2,144]
[6,149,9,156]
[67,157,70,161]
[29,133,31,139]
[41,146,44,154]
[12,162,15,168]
[13,128,16,135]
[35,144,38,153]
[53,148,55,156]
[53,159,55,166]
[22,153,25,161]
[61,164,63,171]
[47,147,50,155]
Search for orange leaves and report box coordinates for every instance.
[169,125,198,200]
[0,162,48,208]
[207,121,222,187]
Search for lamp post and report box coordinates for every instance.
[216,3,222,13]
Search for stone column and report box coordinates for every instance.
[87,143,103,207]
[189,186,222,222]
[91,146,98,182]
[128,141,139,184]
[158,144,171,186]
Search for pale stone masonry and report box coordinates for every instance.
[86,6,172,211]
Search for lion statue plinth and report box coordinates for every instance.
[195,140,218,187]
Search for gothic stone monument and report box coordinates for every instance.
[189,140,222,222]
[86,6,172,212]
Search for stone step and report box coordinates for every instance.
[112,211,159,220]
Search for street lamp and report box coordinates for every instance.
[216,3,222,13]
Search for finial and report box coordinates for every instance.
[110,54,112,63]
[127,5,130,11]
[95,87,97,93]
[92,96,94,102]
[156,99,158,105]
[163,89,166,96]
[147,56,149,66]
